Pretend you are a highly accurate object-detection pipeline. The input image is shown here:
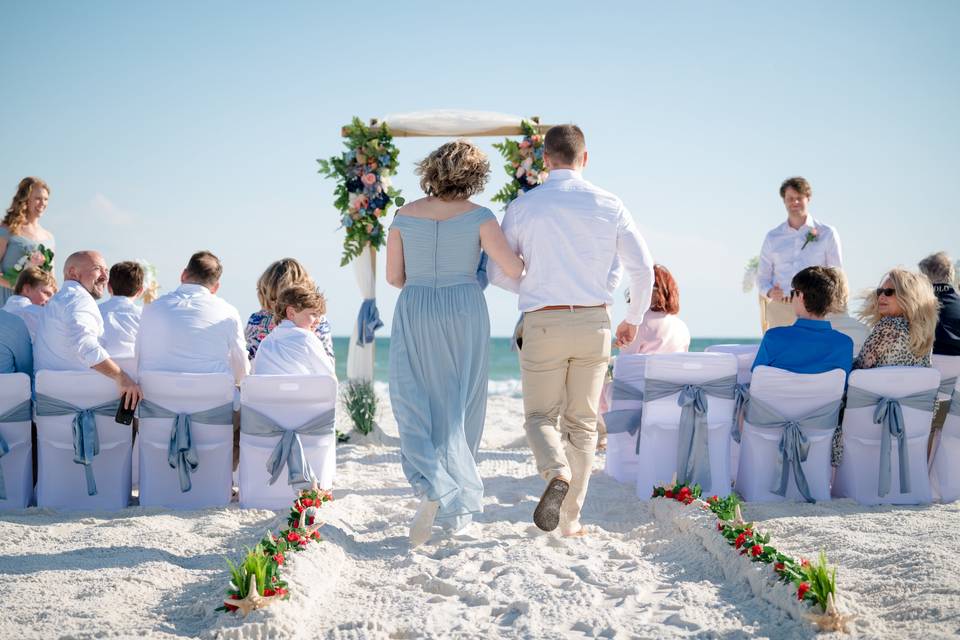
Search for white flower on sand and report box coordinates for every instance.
[742,256,760,293]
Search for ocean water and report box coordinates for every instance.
[333,337,759,394]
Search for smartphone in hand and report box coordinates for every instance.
[115,394,137,425]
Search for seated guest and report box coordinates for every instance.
[34,251,141,407]
[253,283,336,377]
[0,308,32,375]
[246,258,335,362]
[752,266,854,374]
[619,264,691,355]
[853,268,938,370]
[918,251,960,356]
[822,267,870,357]
[136,250,249,383]
[98,261,144,360]
[3,266,57,338]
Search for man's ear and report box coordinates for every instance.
[180,269,188,284]
[580,150,589,169]
[209,281,221,295]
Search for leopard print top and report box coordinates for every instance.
[852,316,931,370]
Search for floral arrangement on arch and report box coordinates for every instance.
[317,117,405,266]
[3,243,54,287]
[491,119,548,208]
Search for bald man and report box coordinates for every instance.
[34,251,141,409]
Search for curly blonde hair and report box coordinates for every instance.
[256,258,314,315]
[4,177,50,235]
[415,140,489,201]
[858,268,939,357]
[274,283,326,320]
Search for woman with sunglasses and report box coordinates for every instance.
[831,268,939,467]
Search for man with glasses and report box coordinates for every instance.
[757,177,843,332]
[751,266,853,375]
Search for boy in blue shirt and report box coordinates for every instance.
[752,266,853,375]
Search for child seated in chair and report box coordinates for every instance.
[99,261,145,360]
[252,283,336,377]
[752,265,853,375]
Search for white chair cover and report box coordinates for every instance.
[834,367,939,505]
[930,378,960,503]
[932,354,960,401]
[635,353,737,499]
[239,375,337,509]
[0,373,32,509]
[603,354,647,484]
[735,366,845,502]
[703,343,760,481]
[137,372,235,509]
[35,370,131,511]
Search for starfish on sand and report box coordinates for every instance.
[806,593,856,633]
[224,575,282,617]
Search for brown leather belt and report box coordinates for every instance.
[531,304,607,312]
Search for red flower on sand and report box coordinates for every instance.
[774,562,785,572]
[665,490,673,499]
[735,533,746,549]
[801,558,810,568]
[717,521,724,531]
[301,498,313,508]
[286,531,301,543]
[751,544,763,557]
[797,583,810,600]
[263,588,276,597]
[273,553,284,565]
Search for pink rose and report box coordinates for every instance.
[810,228,819,237]
[29,251,45,266]
[362,173,377,186]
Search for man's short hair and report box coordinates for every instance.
[183,250,223,288]
[544,124,586,166]
[779,176,812,199]
[274,283,326,320]
[14,266,56,294]
[108,261,145,297]
[791,266,837,317]
[821,266,850,313]
[918,251,955,285]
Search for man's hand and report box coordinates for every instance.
[766,286,787,303]
[117,372,143,409]
[615,320,638,349]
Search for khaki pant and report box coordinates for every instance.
[519,307,611,534]
[759,296,796,333]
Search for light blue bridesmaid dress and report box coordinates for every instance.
[0,227,55,305]
[389,207,493,531]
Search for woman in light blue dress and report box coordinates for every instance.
[1,177,56,304]
[386,141,524,545]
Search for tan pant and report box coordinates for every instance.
[759,296,796,333]
[519,307,611,534]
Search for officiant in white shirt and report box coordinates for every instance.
[135,250,249,382]
[489,124,654,538]
[34,251,142,408]
[757,176,843,332]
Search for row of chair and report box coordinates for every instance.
[0,370,338,511]
[603,348,960,505]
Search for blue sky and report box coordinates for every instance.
[2,1,957,337]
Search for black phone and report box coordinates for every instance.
[115,395,136,425]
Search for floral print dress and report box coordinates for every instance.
[832,316,932,465]
[245,310,335,363]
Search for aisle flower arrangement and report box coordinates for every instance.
[652,481,852,632]
[317,117,404,266]
[491,119,548,207]
[217,484,333,616]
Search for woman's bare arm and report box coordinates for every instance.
[479,219,524,279]
[386,227,405,288]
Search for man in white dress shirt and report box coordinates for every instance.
[34,251,142,408]
[758,177,843,332]
[135,250,249,383]
[3,266,56,340]
[253,283,336,377]
[99,261,144,361]
[489,124,655,537]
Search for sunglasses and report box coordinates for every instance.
[876,288,896,297]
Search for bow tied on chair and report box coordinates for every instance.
[601,379,645,453]
[0,399,31,500]
[241,406,337,486]
[731,383,750,444]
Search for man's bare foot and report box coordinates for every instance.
[561,527,589,538]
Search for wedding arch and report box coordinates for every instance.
[316,109,553,403]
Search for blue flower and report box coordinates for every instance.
[342,214,353,227]
[379,154,391,166]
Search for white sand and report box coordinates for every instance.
[1,392,959,639]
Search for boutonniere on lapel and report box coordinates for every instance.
[801,227,819,250]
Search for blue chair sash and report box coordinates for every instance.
[845,386,937,497]
[939,376,957,397]
[743,395,841,503]
[138,399,235,493]
[355,298,383,346]
[731,383,750,444]
[643,375,737,488]
[35,394,121,496]
[950,392,960,418]
[240,406,336,486]
[602,379,646,453]
[0,399,32,500]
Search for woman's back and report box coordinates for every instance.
[391,207,494,288]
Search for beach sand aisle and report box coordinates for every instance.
[1,392,959,638]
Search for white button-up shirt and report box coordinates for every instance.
[34,280,110,371]
[757,216,843,294]
[252,320,337,377]
[98,296,142,360]
[136,283,250,382]
[488,169,655,324]
[2,295,42,341]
